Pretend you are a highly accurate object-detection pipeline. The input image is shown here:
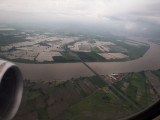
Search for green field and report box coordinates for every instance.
[13,71,160,120]
[152,69,160,78]
[38,42,51,47]
[110,40,150,60]
[53,52,80,63]
[65,89,134,120]
[14,76,107,120]
[76,52,106,62]
[114,72,148,108]
[0,33,27,46]
[73,39,149,62]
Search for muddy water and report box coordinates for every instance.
[17,37,160,81]
[17,63,94,81]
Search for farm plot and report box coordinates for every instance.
[36,52,62,62]
[98,53,128,59]
[113,73,148,108]
[65,89,135,120]
[145,71,160,95]
[13,76,104,120]
[0,50,38,60]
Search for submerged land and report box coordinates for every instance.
[0,26,149,63]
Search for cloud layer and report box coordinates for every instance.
[0,0,160,35]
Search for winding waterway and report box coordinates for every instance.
[17,37,160,81]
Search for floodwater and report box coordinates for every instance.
[17,37,160,81]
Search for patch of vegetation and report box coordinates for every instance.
[65,89,134,120]
[7,58,37,64]
[0,56,37,64]
[48,80,70,93]
[1,56,58,64]
[0,34,27,46]
[88,76,106,88]
[38,42,51,47]
[111,41,150,60]
[105,58,130,62]
[64,37,86,50]
[15,76,106,119]
[8,46,17,52]
[14,70,160,120]
[48,86,57,93]
[2,52,79,64]
[53,52,80,63]
[38,107,49,120]
[114,72,148,107]
[80,90,87,97]
[92,46,102,53]
[152,69,160,78]
[88,40,96,43]
[108,45,127,53]
[125,45,149,60]
[76,52,106,62]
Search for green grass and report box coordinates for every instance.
[38,107,49,120]
[76,52,106,62]
[47,80,70,93]
[28,90,41,100]
[108,45,127,53]
[48,86,57,93]
[10,58,37,63]
[65,89,134,120]
[126,84,138,100]
[80,90,87,97]
[92,46,102,53]
[16,71,160,120]
[53,52,80,63]
[0,56,38,64]
[152,69,160,78]
[88,76,106,88]
[114,73,148,107]
[25,80,36,87]
[111,41,150,60]
[38,42,51,47]
[0,34,27,46]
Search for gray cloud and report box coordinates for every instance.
[0,0,160,36]
[107,16,124,21]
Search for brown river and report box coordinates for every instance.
[17,37,160,81]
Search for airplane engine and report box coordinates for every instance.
[0,60,23,120]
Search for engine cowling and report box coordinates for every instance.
[0,60,23,120]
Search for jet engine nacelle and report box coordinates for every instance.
[0,60,23,120]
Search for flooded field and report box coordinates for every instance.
[1,31,149,64]
[98,53,128,59]
[16,37,160,81]
[36,52,62,62]
[88,37,160,74]
[1,34,77,62]
[69,40,114,52]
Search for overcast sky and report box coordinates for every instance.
[0,0,160,35]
